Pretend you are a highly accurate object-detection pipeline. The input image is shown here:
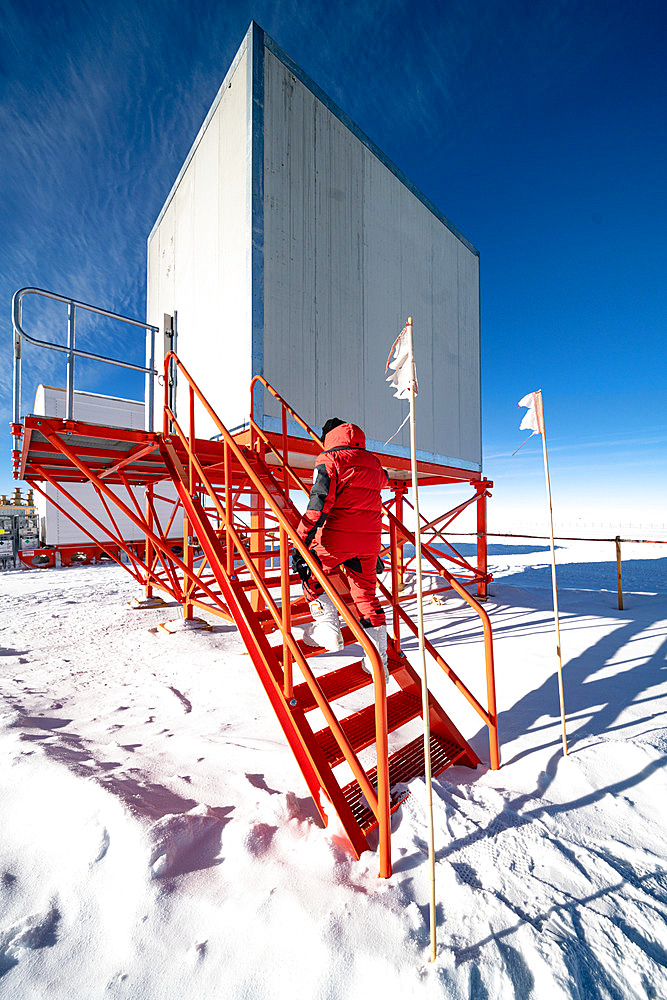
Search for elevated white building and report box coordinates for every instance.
[147,22,481,481]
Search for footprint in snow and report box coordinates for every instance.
[0,901,60,978]
[190,940,207,963]
[93,828,110,864]
[245,823,278,857]
[167,686,192,714]
[148,808,227,879]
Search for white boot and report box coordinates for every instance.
[360,624,389,683]
[302,594,344,652]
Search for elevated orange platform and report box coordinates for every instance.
[13,363,498,877]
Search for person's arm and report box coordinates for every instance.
[297,460,338,546]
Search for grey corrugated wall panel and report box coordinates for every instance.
[262,44,480,470]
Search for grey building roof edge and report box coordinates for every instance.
[262,31,479,257]
[148,21,480,259]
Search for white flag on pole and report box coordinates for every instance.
[386,324,418,399]
[515,388,568,755]
[518,390,545,436]
[385,316,438,960]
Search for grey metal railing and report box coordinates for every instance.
[12,288,160,456]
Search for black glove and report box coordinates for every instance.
[376,556,385,575]
[291,547,311,583]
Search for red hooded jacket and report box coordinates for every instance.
[297,422,387,559]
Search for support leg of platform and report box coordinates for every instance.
[476,481,489,600]
[144,484,154,599]
[394,484,407,591]
[183,514,193,620]
[250,443,266,614]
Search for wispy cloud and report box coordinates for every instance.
[1,0,662,499]
[487,440,667,465]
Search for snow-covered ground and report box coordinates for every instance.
[1,539,666,999]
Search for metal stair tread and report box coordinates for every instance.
[314,689,422,767]
[290,624,376,657]
[291,660,374,711]
[341,733,469,834]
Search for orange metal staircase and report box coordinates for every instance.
[16,354,499,878]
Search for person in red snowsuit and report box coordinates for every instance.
[292,418,388,671]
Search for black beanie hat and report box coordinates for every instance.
[321,417,345,443]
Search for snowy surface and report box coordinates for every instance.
[1,540,666,998]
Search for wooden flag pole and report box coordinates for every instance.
[406,317,437,962]
[538,392,568,756]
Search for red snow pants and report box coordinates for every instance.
[302,542,385,627]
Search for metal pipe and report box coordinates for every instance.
[12,297,22,461]
[382,504,500,767]
[13,295,22,426]
[146,326,155,433]
[13,286,158,334]
[11,286,160,441]
[66,302,75,420]
[280,525,293,700]
[476,481,489,599]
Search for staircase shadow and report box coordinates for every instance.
[488,589,667,760]
[13,710,230,823]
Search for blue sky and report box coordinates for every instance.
[1,0,665,529]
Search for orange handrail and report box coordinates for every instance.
[250,374,323,449]
[165,354,392,875]
[382,505,499,769]
[249,375,499,771]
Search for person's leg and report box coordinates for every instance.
[300,546,344,651]
[343,556,388,678]
[342,555,384,625]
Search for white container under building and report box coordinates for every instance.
[32,386,183,547]
[147,22,481,480]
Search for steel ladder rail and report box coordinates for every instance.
[163,352,394,876]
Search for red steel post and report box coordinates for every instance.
[394,484,407,589]
[144,484,154,599]
[475,480,491,599]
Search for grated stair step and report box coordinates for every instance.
[291,660,375,711]
[289,625,371,657]
[315,689,422,767]
[341,733,469,833]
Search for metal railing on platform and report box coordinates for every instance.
[11,287,160,476]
